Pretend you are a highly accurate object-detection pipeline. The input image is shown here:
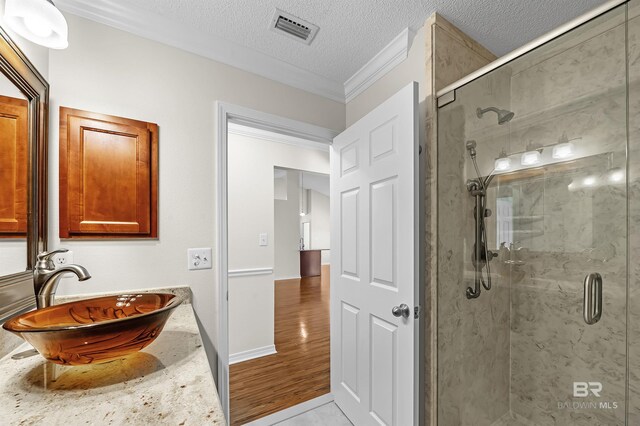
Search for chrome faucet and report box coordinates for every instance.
[33,249,91,309]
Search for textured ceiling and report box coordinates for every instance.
[80,0,608,84]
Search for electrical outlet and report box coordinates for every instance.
[53,250,73,267]
[188,248,212,271]
[259,233,268,246]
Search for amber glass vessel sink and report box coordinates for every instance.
[2,293,183,365]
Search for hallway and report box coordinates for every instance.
[230,265,331,425]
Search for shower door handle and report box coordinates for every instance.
[583,273,602,325]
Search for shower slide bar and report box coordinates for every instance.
[436,0,627,102]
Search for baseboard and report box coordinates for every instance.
[243,393,334,425]
[229,345,276,365]
[274,275,301,281]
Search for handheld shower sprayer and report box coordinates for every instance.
[465,140,497,299]
[466,140,477,159]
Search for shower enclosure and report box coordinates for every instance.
[437,1,640,424]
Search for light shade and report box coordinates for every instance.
[4,0,68,49]
[494,156,511,172]
[521,150,541,166]
[552,142,574,159]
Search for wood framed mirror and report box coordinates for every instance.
[0,25,49,322]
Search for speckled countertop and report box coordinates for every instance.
[0,303,226,425]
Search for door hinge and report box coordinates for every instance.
[414,306,421,319]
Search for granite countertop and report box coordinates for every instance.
[0,303,226,425]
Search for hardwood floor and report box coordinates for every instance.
[229,265,331,425]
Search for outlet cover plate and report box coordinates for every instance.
[188,248,212,270]
[53,251,73,267]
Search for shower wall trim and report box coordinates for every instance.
[436,0,627,101]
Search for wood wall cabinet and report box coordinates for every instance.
[59,107,158,239]
[0,95,28,236]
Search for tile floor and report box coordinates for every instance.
[275,403,352,425]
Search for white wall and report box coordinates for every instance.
[228,132,329,356]
[48,13,345,375]
[346,25,427,127]
[274,170,302,280]
[306,190,331,264]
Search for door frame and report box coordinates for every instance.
[215,101,338,419]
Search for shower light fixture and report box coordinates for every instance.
[521,150,541,166]
[494,151,511,171]
[552,142,574,159]
[4,0,68,49]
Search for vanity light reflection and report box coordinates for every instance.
[609,168,625,183]
[492,135,580,173]
[494,151,511,171]
[521,150,541,166]
[552,142,574,159]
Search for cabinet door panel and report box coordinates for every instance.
[60,108,158,238]
[0,96,28,235]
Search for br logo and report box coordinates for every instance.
[573,382,603,397]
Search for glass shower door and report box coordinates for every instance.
[437,4,629,425]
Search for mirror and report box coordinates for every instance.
[0,26,49,322]
[0,73,29,276]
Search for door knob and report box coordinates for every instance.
[392,304,411,319]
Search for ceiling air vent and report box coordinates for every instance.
[270,9,319,45]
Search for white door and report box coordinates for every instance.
[330,82,419,426]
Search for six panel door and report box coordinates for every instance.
[331,82,419,425]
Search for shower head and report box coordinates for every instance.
[476,107,515,125]
[466,140,477,159]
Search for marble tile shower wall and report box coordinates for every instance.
[507,11,628,425]
[627,2,640,423]
[438,68,512,426]
[438,4,635,425]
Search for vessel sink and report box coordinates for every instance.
[2,293,183,365]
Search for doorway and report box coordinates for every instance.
[215,102,338,423]
[226,126,333,424]
[217,82,421,425]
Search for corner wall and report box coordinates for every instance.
[274,170,303,281]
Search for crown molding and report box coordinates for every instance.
[344,27,414,103]
[228,122,330,152]
[55,0,345,103]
